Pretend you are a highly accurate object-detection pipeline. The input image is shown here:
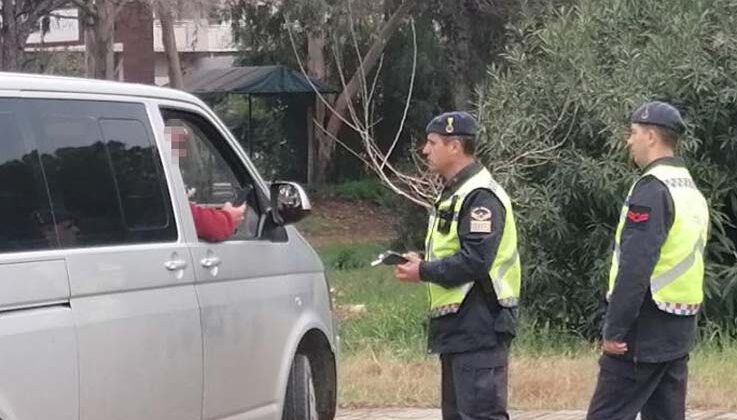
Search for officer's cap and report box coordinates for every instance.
[630,101,686,135]
[425,111,478,137]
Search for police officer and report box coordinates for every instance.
[586,102,710,420]
[394,111,521,420]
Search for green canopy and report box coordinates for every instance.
[183,65,335,184]
[184,65,336,95]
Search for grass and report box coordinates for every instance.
[320,242,737,410]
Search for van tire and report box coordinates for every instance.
[283,354,319,420]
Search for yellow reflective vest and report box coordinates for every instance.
[608,163,709,315]
[425,167,521,318]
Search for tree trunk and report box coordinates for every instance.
[1,0,19,71]
[85,0,116,79]
[445,0,473,109]
[157,1,183,88]
[317,0,417,183]
[306,29,327,184]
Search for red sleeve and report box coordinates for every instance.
[189,203,236,242]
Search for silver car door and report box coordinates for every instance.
[23,97,203,420]
[157,104,324,420]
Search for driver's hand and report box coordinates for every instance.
[223,202,247,226]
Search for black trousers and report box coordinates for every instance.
[440,347,509,420]
[586,354,689,420]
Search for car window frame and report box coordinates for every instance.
[151,99,271,244]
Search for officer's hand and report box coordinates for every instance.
[394,257,421,283]
[602,340,628,355]
[404,252,422,261]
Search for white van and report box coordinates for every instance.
[0,73,337,420]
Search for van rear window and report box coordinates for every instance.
[0,99,178,251]
[29,99,177,248]
[0,100,55,252]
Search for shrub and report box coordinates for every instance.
[475,0,737,338]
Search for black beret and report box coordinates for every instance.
[425,111,478,136]
[630,101,686,134]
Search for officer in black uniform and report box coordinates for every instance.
[395,111,517,420]
[586,102,707,420]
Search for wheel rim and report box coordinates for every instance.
[308,373,318,420]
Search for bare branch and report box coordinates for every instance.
[284,17,363,134]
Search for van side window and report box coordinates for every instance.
[28,99,177,248]
[161,109,261,241]
[0,99,55,252]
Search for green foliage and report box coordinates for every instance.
[211,94,309,180]
[391,199,429,252]
[323,178,396,206]
[477,0,737,338]
[25,51,85,77]
[327,264,429,357]
[318,242,385,270]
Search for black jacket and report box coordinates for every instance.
[419,161,516,355]
[603,156,698,363]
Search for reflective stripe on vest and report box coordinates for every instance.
[425,167,521,317]
[608,164,709,316]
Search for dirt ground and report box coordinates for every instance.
[298,196,396,247]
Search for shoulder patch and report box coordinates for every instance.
[470,206,492,233]
[471,207,492,221]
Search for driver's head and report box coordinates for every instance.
[165,124,191,162]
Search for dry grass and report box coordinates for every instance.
[508,354,598,410]
[688,346,737,409]
[338,349,737,410]
[339,352,439,408]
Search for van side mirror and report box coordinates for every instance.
[269,181,311,226]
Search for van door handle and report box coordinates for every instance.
[200,256,222,268]
[164,259,188,271]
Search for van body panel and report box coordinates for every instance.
[0,259,69,309]
[65,244,194,295]
[196,266,324,419]
[71,281,202,420]
[0,261,78,420]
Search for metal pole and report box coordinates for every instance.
[306,98,315,185]
[248,94,253,157]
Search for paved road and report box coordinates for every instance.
[337,408,737,419]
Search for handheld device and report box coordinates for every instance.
[233,184,254,207]
[370,250,409,267]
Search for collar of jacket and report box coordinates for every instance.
[642,156,685,173]
[439,160,484,201]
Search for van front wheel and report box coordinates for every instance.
[283,354,319,420]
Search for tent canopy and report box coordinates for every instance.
[183,65,336,95]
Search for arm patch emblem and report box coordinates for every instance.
[470,207,492,233]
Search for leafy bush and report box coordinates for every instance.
[476,0,737,338]
[324,178,397,207]
[212,95,308,181]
